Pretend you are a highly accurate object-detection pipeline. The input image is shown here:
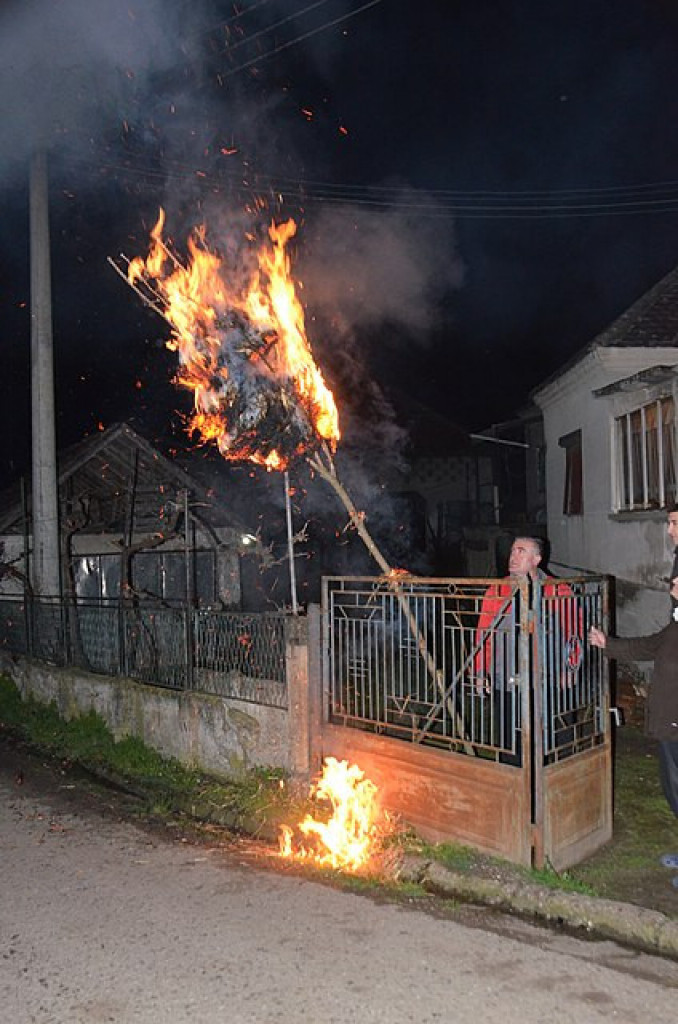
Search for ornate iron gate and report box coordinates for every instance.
[321,574,611,869]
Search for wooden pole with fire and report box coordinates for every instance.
[110,210,471,750]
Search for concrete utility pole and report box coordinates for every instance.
[29,149,60,597]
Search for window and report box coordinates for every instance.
[614,396,677,511]
[559,430,583,516]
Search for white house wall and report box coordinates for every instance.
[534,346,678,635]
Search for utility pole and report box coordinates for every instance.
[29,148,60,597]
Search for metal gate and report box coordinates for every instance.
[320,574,611,869]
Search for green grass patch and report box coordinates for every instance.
[0,674,294,829]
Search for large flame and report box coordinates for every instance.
[127,208,340,469]
[279,757,387,872]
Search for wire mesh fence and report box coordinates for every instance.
[0,598,288,708]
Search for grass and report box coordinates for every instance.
[0,674,299,834]
[563,729,678,907]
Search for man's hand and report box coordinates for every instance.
[473,676,490,696]
[588,627,607,649]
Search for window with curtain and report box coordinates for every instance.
[559,429,583,516]
[614,396,677,510]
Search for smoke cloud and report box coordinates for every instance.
[0,0,201,177]
[300,192,464,335]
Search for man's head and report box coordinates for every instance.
[668,504,678,548]
[508,536,544,579]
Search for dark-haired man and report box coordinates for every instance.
[589,504,678,879]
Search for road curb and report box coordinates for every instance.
[397,856,678,959]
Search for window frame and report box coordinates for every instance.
[612,394,676,512]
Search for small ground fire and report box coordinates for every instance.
[279,757,390,873]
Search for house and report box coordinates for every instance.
[0,423,256,608]
[463,403,546,577]
[532,264,678,635]
[380,395,496,575]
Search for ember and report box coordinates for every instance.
[279,757,389,872]
[114,209,339,470]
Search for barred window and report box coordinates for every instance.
[614,396,677,510]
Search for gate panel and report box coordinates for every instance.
[321,574,611,869]
[536,577,612,869]
[321,722,532,864]
[543,746,612,871]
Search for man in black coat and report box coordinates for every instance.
[589,505,678,877]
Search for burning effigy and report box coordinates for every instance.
[112,208,339,470]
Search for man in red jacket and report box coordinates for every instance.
[473,536,580,763]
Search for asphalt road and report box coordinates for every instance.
[1,742,676,1024]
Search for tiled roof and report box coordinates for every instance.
[532,263,678,397]
[592,263,678,348]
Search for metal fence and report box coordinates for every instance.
[0,598,288,709]
[323,575,608,763]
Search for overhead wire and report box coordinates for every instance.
[217,0,384,78]
[202,0,273,34]
[58,151,678,218]
[214,0,334,57]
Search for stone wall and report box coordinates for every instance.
[0,609,317,782]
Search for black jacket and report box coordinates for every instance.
[606,620,678,741]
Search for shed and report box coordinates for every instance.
[0,423,255,608]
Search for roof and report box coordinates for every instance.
[532,262,678,397]
[0,423,230,536]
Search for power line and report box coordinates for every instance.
[218,0,384,78]
[59,139,678,201]
[60,153,678,219]
[204,0,273,34]
[216,0,334,57]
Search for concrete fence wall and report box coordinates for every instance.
[0,607,320,783]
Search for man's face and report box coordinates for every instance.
[667,511,678,548]
[508,539,541,578]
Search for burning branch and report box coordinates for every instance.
[108,256,170,324]
[307,446,391,576]
[308,446,473,753]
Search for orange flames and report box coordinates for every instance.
[279,757,388,872]
[127,208,340,469]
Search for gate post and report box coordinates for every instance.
[307,603,323,772]
[285,611,312,784]
[529,582,544,868]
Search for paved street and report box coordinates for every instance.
[1,746,676,1023]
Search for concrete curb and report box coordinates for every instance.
[396,855,678,959]
[127,787,678,960]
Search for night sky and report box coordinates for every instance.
[3,0,678,485]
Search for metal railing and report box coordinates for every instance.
[0,598,288,709]
[323,575,608,763]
